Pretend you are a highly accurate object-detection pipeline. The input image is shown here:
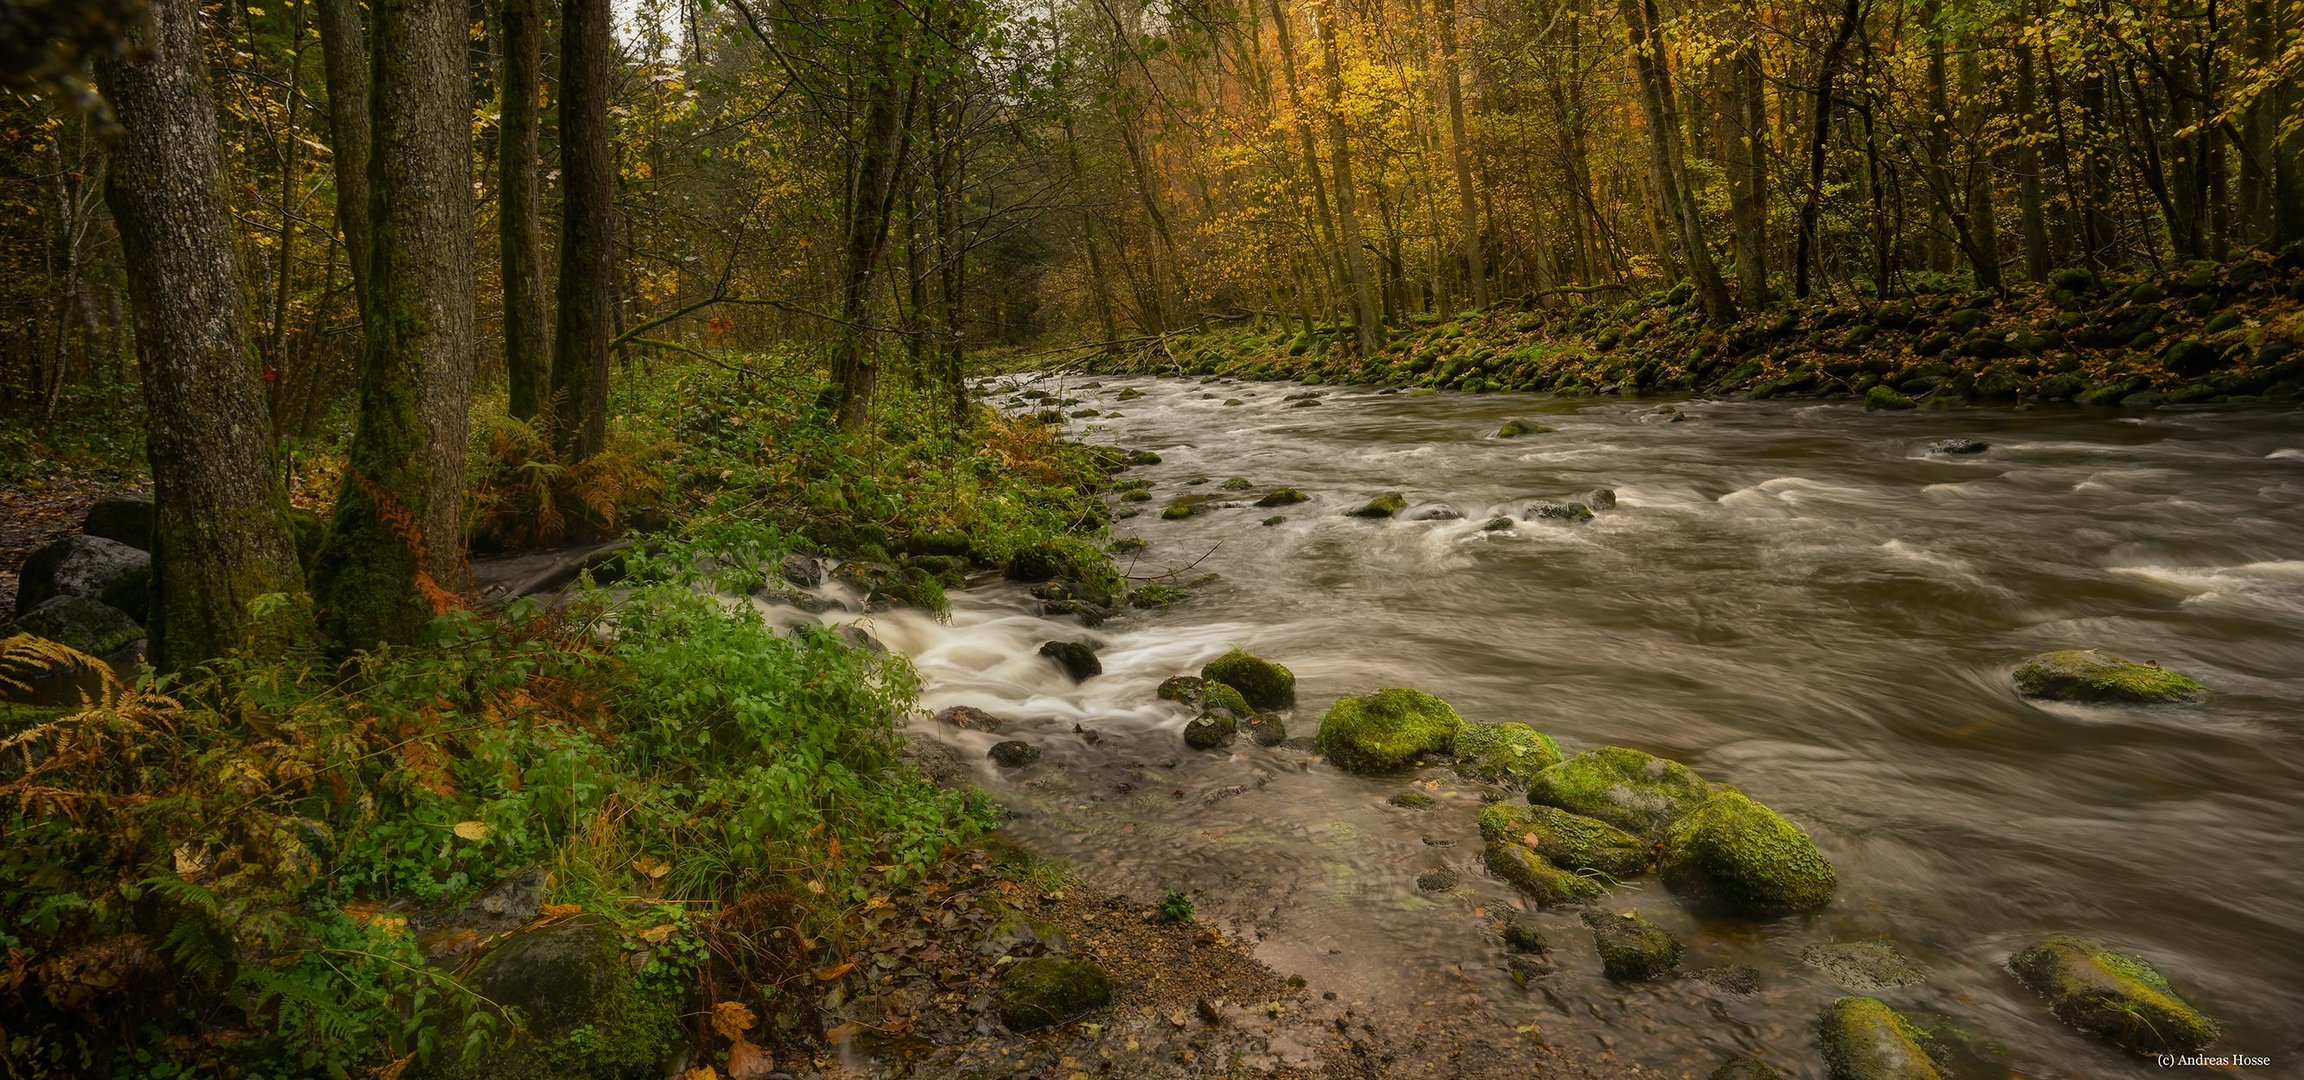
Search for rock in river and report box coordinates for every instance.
[1349,492,1409,518]
[1659,790,1838,916]
[1584,910,1682,981]
[989,740,1041,768]
[1477,802,1651,877]
[1039,640,1102,682]
[2013,649,2203,703]
[1200,647,1295,709]
[1001,956,1113,1031]
[1315,687,1461,773]
[1926,438,1989,455]
[1452,722,1564,786]
[1527,746,1712,839]
[1818,997,1943,1080]
[1482,841,1605,907]
[2010,933,2219,1054]
[1255,487,1310,507]
[1184,711,1237,750]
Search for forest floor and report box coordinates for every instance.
[1050,250,2304,411]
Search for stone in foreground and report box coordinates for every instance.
[1315,687,1461,773]
[1818,997,1943,1080]
[1001,956,1113,1031]
[2009,933,2219,1054]
[2013,649,2203,703]
[1583,910,1682,981]
[1200,647,1296,709]
[1528,746,1712,838]
[1659,790,1837,916]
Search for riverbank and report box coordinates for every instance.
[1052,251,2304,408]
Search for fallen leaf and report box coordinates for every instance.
[632,855,669,879]
[451,820,490,841]
[710,1000,758,1040]
[725,1038,773,1080]
[814,960,856,981]
[540,902,583,918]
[638,923,677,944]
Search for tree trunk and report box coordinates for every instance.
[314,0,477,649]
[315,0,371,301]
[552,0,612,457]
[1795,0,1860,298]
[500,0,549,420]
[1314,0,1383,353]
[824,52,914,431]
[1618,0,1734,322]
[2014,35,2053,279]
[1957,39,2003,290]
[1267,0,1349,320]
[1436,0,1485,308]
[96,0,308,671]
[1717,30,1767,306]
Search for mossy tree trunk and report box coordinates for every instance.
[314,0,371,304]
[1314,0,1384,354]
[1617,0,1734,323]
[501,0,550,422]
[314,0,476,650]
[552,0,613,457]
[96,0,309,672]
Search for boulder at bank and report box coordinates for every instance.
[1482,841,1605,906]
[1528,746,1712,838]
[1001,956,1113,1031]
[2013,649,2204,703]
[2009,933,2219,1054]
[1200,647,1295,709]
[1583,910,1682,981]
[1315,687,1461,773]
[1452,722,1563,786]
[1659,790,1838,916]
[1477,802,1651,878]
[1039,640,1102,681]
[1818,997,1943,1080]
[14,535,150,618]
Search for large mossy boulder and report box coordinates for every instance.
[9,595,142,658]
[1477,803,1650,878]
[1818,997,1943,1080]
[1659,790,1837,916]
[428,919,677,1080]
[1315,688,1461,773]
[1000,956,1113,1031]
[2013,649,2203,703]
[1200,647,1295,709]
[14,535,150,619]
[2009,934,2219,1054]
[1528,746,1712,839]
[1482,841,1606,906]
[1451,722,1563,785]
[1583,910,1682,981]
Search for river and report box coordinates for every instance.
[777,376,2304,1076]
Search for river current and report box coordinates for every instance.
[767,376,2304,1076]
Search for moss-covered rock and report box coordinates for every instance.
[2010,933,2219,1054]
[1185,711,1237,750]
[1659,790,1837,916]
[1220,477,1253,490]
[1255,487,1309,507]
[426,920,677,1080]
[1315,687,1462,773]
[1502,920,1547,954]
[1451,722,1563,785]
[1818,997,1943,1080]
[1242,712,1286,746]
[1114,386,1144,400]
[1525,499,1595,523]
[1349,492,1409,518]
[1865,385,1918,411]
[1200,647,1296,709]
[989,740,1041,767]
[1496,419,1553,437]
[1583,910,1682,981]
[1388,789,1436,809]
[1483,841,1606,906]
[1038,640,1101,682]
[2013,649,2204,703]
[1710,1057,1786,1080]
[9,595,142,657]
[1155,674,1205,702]
[1478,802,1650,879]
[1001,956,1113,1031]
[1528,746,1712,838]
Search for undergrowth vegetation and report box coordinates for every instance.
[0,350,1119,1077]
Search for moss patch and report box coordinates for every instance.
[1000,956,1113,1031]
[1583,910,1682,981]
[2013,649,2204,703]
[1477,802,1651,877]
[2009,933,2219,1054]
[1818,997,1943,1080]
[1659,790,1837,916]
[1348,492,1408,518]
[1527,746,1712,838]
[1451,722,1564,786]
[1314,687,1461,773]
[1482,841,1605,906]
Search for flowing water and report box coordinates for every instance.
[769,377,2304,1077]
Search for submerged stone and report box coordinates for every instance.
[1001,956,1113,1031]
[1038,640,1102,682]
[2014,649,2204,703]
[1483,841,1605,906]
[1583,910,1682,981]
[2010,933,2219,1054]
[1802,940,1930,993]
[989,740,1041,768]
[1184,711,1237,750]
[1200,647,1296,709]
[1388,790,1436,809]
[1926,438,1988,455]
[1528,746,1712,839]
[1659,790,1838,916]
[1255,487,1310,507]
[1243,712,1287,747]
[1525,500,1594,523]
[1818,997,1943,1080]
[1349,492,1409,518]
[1477,802,1651,878]
[1315,687,1462,773]
[1452,722,1564,786]
[1501,920,1547,954]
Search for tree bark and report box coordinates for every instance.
[1957,38,2003,290]
[1618,0,1734,321]
[1436,0,1485,308]
[1313,0,1383,353]
[2014,34,2053,279]
[314,0,477,649]
[96,0,308,671]
[552,0,613,456]
[823,45,914,431]
[501,0,549,421]
[314,0,371,301]
[1795,0,1860,297]
[1716,29,1767,306]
